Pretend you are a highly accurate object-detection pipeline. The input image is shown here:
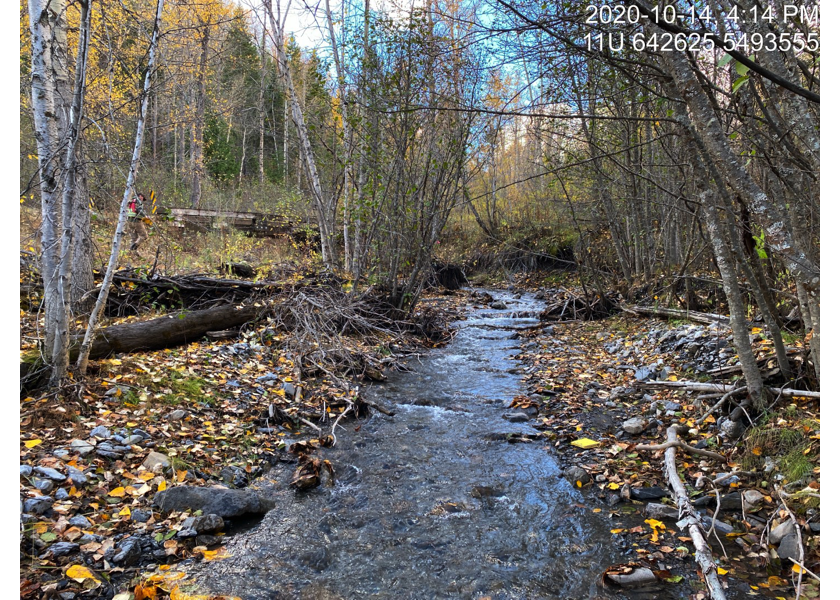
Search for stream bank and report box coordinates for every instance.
[512,291,819,600]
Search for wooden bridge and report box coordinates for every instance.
[167,208,296,238]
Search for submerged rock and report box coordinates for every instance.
[502,412,530,423]
[154,486,275,518]
[644,503,679,520]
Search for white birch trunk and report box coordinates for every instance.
[265,0,336,268]
[29,0,63,376]
[50,0,92,384]
[76,0,166,374]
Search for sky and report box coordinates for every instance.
[236,0,419,53]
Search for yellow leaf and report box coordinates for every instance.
[176,470,188,482]
[607,483,620,490]
[202,547,231,561]
[570,438,600,449]
[752,447,762,455]
[139,472,155,481]
[24,439,43,448]
[158,480,167,491]
[119,506,131,516]
[592,508,601,513]
[792,564,804,574]
[66,564,98,583]
[108,487,126,497]
[610,528,625,534]
[717,567,729,575]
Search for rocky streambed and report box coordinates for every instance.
[182,290,701,599]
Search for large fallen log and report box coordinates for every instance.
[105,271,277,316]
[70,302,264,360]
[621,304,730,326]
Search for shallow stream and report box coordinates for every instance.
[191,291,678,599]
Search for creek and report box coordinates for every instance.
[191,291,674,599]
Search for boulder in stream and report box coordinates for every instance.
[154,485,275,518]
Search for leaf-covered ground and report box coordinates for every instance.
[19,286,463,599]
[507,288,820,600]
[19,274,819,599]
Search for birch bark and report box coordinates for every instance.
[77,0,166,374]
[265,0,336,268]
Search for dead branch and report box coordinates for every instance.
[330,401,356,444]
[699,386,748,423]
[360,397,396,417]
[637,438,726,462]
[641,380,819,399]
[621,304,730,326]
[659,426,729,600]
[789,559,819,582]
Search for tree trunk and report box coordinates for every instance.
[699,191,767,407]
[658,48,819,316]
[30,0,63,378]
[71,144,94,311]
[190,23,210,208]
[258,27,266,185]
[265,0,336,269]
[77,0,165,375]
[324,0,354,272]
[50,0,92,384]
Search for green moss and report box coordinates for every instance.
[134,368,215,406]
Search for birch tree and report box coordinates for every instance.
[77,0,166,375]
[28,0,92,384]
[264,0,337,268]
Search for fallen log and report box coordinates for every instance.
[639,380,819,399]
[656,426,728,600]
[104,271,279,316]
[70,302,264,360]
[621,304,730,326]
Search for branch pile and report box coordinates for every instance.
[540,288,620,321]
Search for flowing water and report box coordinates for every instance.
[190,291,674,599]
